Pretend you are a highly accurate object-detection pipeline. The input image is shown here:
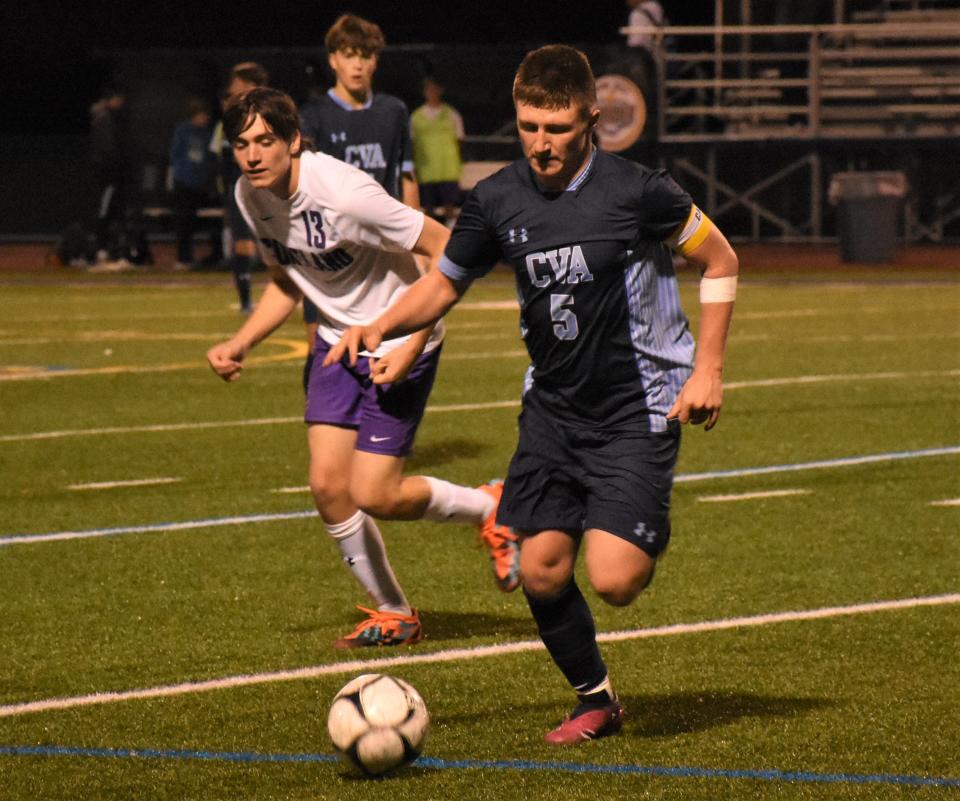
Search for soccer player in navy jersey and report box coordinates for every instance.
[298,14,418,387]
[326,45,739,743]
[301,14,418,206]
[208,62,270,312]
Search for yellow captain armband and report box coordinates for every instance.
[669,205,714,256]
[700,275,738,304]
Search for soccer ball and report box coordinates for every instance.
[327,673,429,776]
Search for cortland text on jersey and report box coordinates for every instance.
[258,237,355,272]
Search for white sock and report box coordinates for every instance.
[421,477,495,524]
[579,675,616,701]
[326,510,410,615]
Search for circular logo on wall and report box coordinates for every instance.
[595,74,647,152]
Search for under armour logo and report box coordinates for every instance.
[331,131,347,143]
[343,556,356,566]
[633,522,658,544]
[508,227,529,244]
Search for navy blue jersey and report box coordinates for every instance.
[300,90,413,200]
[440,148,696,431]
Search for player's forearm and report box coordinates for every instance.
[401,325,434,357]
[685,226,738,374]
[230,276,299,352]
[402,173,420,210]
[377,270,460,340]
[693,301,734,375]
[412,216,451,274]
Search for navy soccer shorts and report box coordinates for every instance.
[498,392,681,558]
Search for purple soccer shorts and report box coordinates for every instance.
[306,337,441,457]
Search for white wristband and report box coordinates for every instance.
[700,275,738,304]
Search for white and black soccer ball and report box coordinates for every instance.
[327,673,429,776]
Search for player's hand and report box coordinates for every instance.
[323,324,384,368]
[667,368,723,430]
[367,341,419,385]
[206,340,247,382]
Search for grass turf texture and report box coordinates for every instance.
[1,266,958,799]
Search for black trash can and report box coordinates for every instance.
[828,172,907,263]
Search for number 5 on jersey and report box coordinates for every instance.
[550,293,579,341]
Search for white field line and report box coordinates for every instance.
[4,297,954,325]
[724,368,959,390]
[697,489,811,503]
[4,310,250,324]
[929,499,960,507]
[0,331,235,346]
[1,593,957,719]
[0,345,522,381]
[446,321,515,330]
[67,478,182,491]
[443,349,527,360]
[0,416,302,443]
[730,332,960,345]
[0,338,308,382]
[797,332,960,344]
[448,333,523,343]
[3,329,955,349]
[454,301,517,310]
[733,303,957,320]
[0,400,521,444]
[271,487,310,494]
[735,309,822,320]
[3,447,956,547]
[2,368,956,444]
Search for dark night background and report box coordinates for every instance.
[6,1,715,135]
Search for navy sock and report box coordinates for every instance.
[525,580,607,697]
[230,255,252,310]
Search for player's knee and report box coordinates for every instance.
[592,566,654,607]
[520,552,573,597]
[309,469,349,511]
[350,483,402,520]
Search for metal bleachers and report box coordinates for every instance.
[615,2,960,243]
[636,22,960,141]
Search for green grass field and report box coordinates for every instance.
[1,264,958,800]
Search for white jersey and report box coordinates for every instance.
[235,150,444,356]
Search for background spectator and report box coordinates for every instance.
[89,87,135,268]
[169,98,216,270]
[411,76,464,227]
[210,61,269,309]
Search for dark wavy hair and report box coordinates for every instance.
[228,61,269,89]
[324,14,385,57]
[513,45,597,119]
[222,87,301,148]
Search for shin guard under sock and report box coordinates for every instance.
[524,580,607,696]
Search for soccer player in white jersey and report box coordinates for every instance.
[206,88,519,648]
[327,45,738,740]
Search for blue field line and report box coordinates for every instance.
[0,511,317,546]
[675,446,960,483]
[2,446,957,546]
[1,744,958,788]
